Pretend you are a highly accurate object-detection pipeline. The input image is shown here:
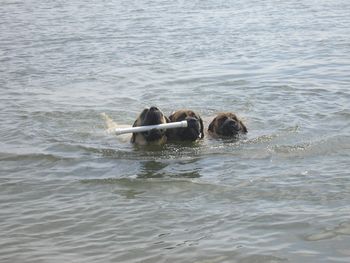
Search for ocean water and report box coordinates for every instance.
[1,0,350,262]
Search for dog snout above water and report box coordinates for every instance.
[149,106,158,111]
[183,117,201,140]
[166,110,204,142]
[208,112,247,138]
[131,106,169,145]
[142,128,164,142]
[221,118,241,135]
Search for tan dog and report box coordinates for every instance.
[208,112,247,138]
[131,106,170,145]
[166,109,204,142]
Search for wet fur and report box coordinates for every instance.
[208,112,247,138]
[166,109,204,141]
[131,107,170,145]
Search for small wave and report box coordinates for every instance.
[269,142,312,154]
[305,221,350,241]
[269,135,350,158]
[245,134,279,144]
[79,175,225,188]
[0,152,72,162]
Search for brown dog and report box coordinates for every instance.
[208,112,247,138]
[166,109,204,142]
[131,106,170,145]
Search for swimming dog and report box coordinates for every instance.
[208,112,247,138]
[131,106,170,145]
[166,109,204,142]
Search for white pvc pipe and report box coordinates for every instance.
[115,120,188,135]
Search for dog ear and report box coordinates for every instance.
[139,109,148,120]
[240,120,248,133]
[132,118,138,127]
[130,133,136,143]
[208,118,215,132]
[130,118,139,143]
[168,112,175,122]
[199,117,204,139]
[130,124,137,143]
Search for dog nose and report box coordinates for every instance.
[186,117,200,130]
[225,119,239,131]
[149,106,159,112]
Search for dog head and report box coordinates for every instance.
[131,106,169,145]
[167,109,204,142]
[208,112,247,137]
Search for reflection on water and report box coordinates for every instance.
[138,160,169,178]
[138,159,201,179]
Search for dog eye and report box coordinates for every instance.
[140,108,148,117]
[179,113,187,120]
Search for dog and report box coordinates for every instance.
[131,106,170,145]
[166,109,204,142]
[208,112,247,138]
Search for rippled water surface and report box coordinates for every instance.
[1,0,350,262]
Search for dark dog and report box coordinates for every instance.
[208,112,247,138]
[131,106,170,145]
[166,110,204,142]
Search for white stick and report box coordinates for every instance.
[115,120,188,135]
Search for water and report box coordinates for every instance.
[1,0,350,262]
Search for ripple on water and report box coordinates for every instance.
[305,222,350,242]
[268,134,350,158]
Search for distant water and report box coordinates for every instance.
[1,0,350,262]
